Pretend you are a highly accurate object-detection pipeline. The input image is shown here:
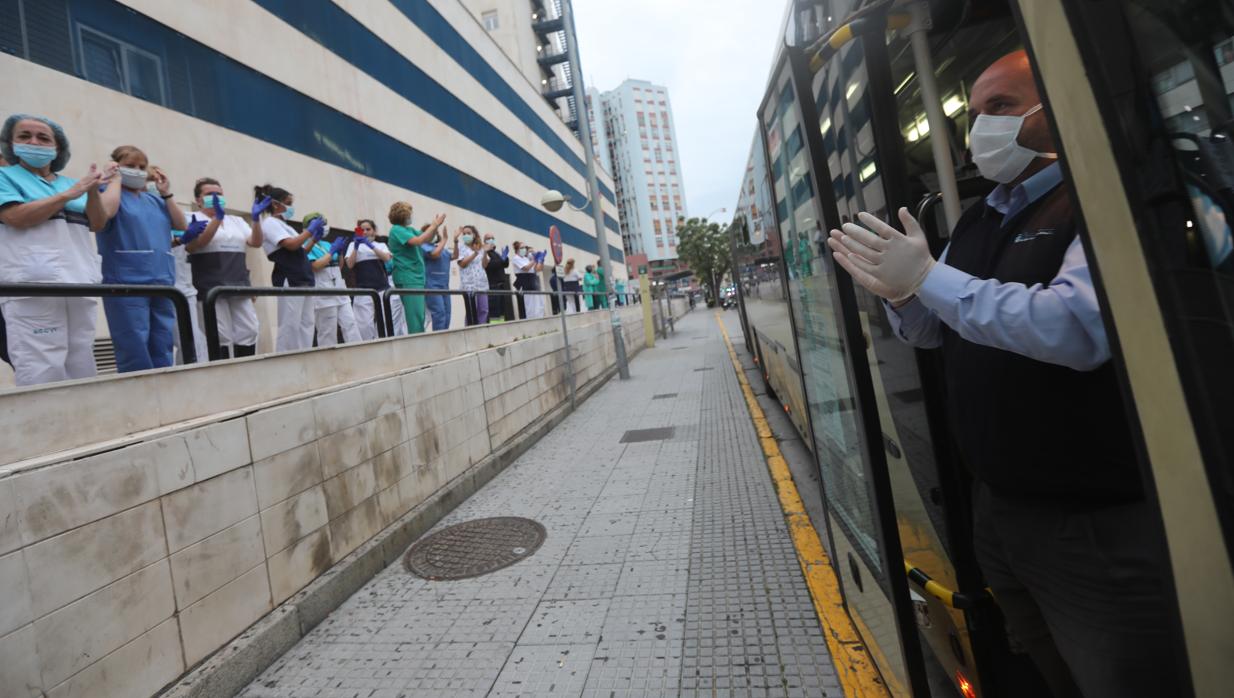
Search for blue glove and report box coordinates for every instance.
[306,216,326,240]
[212,195,226,220]
[181,218,208,244]
[500,245,509,261]
[328,236,349,256]
[534,251,546,264]
[251,196,272,219]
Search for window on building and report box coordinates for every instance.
[654,148,662,162]
[79,26,166,105]
[637,112,645,126]
[650,198,658,210]
[654,220,662,233]
[662,196,670,209]
[481,10,499,30]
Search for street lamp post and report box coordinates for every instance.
[553,0,629,379]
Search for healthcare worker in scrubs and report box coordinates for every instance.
[0,114,102,386]
[304,212,361,347]
[387,201,444,335]
[85,145,185,373]
[455,225,489,326]
[582,265,599,310]
[183,177,262,359]
[346,219,393,340]
[594,259,609,308]
[254,184,319,351]
[422,219,452,331]
[511,243,546,319]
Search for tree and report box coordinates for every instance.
[675,216,732,305]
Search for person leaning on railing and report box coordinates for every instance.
[387,201,444,335]
[304,212,361,347]
[455,225,489,326]
[85,145,186,373]
[182,177,262,359]
[0,113,103,386]
[253,183,318,352]
[346,219,393,340]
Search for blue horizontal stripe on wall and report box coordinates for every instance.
[251,0,618,236]
[389,0,618,208]
[54,0,623,261]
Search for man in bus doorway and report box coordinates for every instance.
[828,50,1181,698]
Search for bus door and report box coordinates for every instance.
[1017,0,1234,694]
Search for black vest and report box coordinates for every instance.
[940,186,1142,506]
[189,252,251,295]
[268,247,314,288]
[352,259,389,290]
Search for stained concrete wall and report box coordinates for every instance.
[0,306,644,698]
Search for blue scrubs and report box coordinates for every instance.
[98,188,176,373]
[422,241,452,330]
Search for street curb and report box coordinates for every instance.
[160,362,623,698]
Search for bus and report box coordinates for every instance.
[728,0,1234,695]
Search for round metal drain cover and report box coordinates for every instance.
[404,517,546,580]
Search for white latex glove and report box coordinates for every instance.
[826,207,936,304]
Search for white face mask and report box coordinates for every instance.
[118,166,149,190]
[969,103,1057,184]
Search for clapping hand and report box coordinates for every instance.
[150,166,172,196]
[534,251,547,264]
[306,216,327,240]
[181,218,208,245]
[433,213,447,227]
[68,164,103,197]
[827,208,935,304]
[211,194,226,219]
[328,236,349,256]
[500,245,510,261]
[251,196,272,219]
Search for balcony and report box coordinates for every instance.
[532,16,565,35]
[536,50,570,67]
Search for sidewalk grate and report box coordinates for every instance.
[693,367,714,372]
[652,393,678,400]
[404,517,546,580]
[619,427,676,443]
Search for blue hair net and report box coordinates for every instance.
[0,114,71,172]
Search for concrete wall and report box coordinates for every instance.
[0,306,644,698]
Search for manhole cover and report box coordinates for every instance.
[652,393,678,400]
[621,427,676,443]
[404,517,546,580]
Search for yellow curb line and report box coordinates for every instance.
[716,312,890,697]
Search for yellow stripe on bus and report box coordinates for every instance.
[716,313,891,698]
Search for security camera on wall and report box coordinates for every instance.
[540,190,566,212]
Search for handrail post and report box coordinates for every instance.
[382,289,395,338]
[166,288,198,364]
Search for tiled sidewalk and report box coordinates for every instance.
[241,311,843,697]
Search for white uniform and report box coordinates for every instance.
[186,212,260,356]
[511,253,544,319]
[170,238,206,364]
[260,217,315,352]
[0,166,100,386]
[350,240,393,340]
[310,247,361,347]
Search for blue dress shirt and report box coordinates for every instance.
[887,162,1110,371]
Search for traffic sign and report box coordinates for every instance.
[548,225,563,264]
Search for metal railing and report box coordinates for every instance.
[0,282,199,364]
[201,286,387,361]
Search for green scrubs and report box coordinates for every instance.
[389,224,426,334]
[583,272,598,310]
[595,266,609,308]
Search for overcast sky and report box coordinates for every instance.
[571,0,785,224]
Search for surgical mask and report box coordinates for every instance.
[969,103,1057,184]
[203,194,227,210]
[280,205,296,221]
[461,233,474,245]
[521,247,531,256]
[484,238,495,247]
[12,144,56,168]
[118,166,148,190]
[146,181,160,195]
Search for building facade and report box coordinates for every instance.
[598,79,687,273]
[0,0,622,355]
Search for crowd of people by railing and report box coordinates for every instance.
[0,113,633,388]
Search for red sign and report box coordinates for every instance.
[549,225,563,264]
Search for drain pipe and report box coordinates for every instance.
[906,1,961,232]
